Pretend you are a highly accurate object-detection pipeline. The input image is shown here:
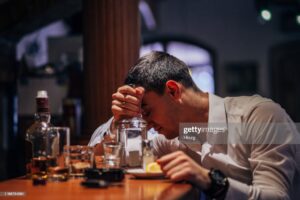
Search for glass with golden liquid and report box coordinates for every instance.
[64,145,93,177]
[46,127,70,181]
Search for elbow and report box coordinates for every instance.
[251,187,290,200]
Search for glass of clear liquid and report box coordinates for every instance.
[118,116,147,167]
[103,142,122,169]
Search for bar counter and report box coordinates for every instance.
[0,174,199,200]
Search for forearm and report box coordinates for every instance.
[225,178,289,200]
[88,117,114,147]
[93,134,114,156]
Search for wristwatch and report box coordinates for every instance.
[204,168,229,199]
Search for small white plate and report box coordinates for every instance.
[126,168,164,179]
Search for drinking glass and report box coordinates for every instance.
[46,126,70,181]
[64,145,94,177]
[103,142,122,169]
[118,116,147,167]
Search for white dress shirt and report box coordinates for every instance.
[88,94,300,200]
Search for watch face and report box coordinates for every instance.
[207,169,229,198]
[213,170,227,186]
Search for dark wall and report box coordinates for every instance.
[154,0,300,97]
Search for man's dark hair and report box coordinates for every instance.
[124,51,199,94]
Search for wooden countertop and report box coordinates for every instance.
[0,175,199,200]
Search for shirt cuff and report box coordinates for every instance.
[225,178,249,200]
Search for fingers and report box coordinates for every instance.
[157,151,191,179]
[168,167,192,182]
[162,154,189,173]
[112,93,140,106]
[135,87,145,96]
[157,151,211,190]
[165,161,189,178]
[111,85,145,120]
[157,151,195,181]
[159,154,193,183]
[111,105,140,120]
[117,85,144,100]
[112,86,144,109]
[112,100,140,113]
[157,151,186,166]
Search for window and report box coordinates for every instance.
[140,37,215,93]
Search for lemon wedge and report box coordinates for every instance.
[145,162,162,173]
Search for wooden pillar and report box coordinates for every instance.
[83,0,140,135]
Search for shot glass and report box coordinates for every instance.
[103,142,122,169]
[64,145,94,177]
[46,126,70,181]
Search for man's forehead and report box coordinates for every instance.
[141,92,150,106]
[142,91,160,106]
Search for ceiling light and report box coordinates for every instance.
[261,9,272,21]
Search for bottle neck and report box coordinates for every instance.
[34,112,51,123]
[35,96,50,123]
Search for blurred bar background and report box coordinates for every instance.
[0,0,300,180]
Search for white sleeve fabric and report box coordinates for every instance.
[152,134,203,164]
[225,144,294,200]
[225,102,300,200]
[152,134,177,157]
[88,117,114,147]
[152,134,193,158]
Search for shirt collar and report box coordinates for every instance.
[208,93,227,125]
[206,93,228,153]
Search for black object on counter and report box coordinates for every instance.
[84,168,125,182]
[81,179,109,188]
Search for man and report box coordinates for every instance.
[89,51,300,199]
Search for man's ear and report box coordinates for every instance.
[165,80,181,100]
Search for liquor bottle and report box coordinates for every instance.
[25,90,52,178]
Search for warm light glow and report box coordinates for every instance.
[261,9,272,21]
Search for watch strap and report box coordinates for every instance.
[204,168,229,199]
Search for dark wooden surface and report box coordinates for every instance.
[0,175,199,200]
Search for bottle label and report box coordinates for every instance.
[36,97,50,113]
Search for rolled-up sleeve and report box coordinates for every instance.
[88,117,113,146]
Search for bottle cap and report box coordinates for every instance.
[37,90,48,98]
[36,90,50,113]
